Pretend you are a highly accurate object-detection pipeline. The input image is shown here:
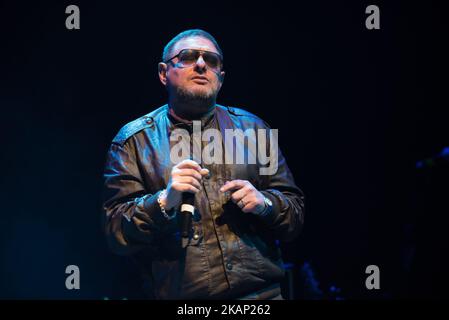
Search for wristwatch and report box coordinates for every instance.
[258,196,273,216]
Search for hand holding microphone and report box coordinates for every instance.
[159,159,208,247]
[159,159,209,211]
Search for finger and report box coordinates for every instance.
[173,182,200,194]
[180,184,200,194]
[230,187,248,204]
[177,176,202,189]
[239,194,257,213]
[172,178,201,191]
[176,159,202,172]
[220,179,247,192]
[176,168,202,181]
[200,168,210,177]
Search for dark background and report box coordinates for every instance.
[1,0,448,299]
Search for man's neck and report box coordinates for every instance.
[168,97,216,121]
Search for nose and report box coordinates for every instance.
[194,54,207,70]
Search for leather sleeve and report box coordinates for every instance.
[259,147,305,242]
[102,137,175,256]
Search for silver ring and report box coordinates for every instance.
[238,200,245,208]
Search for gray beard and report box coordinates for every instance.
[172,86,217,117]
[175,85,215,102]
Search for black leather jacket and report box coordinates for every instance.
[102,104,305,299]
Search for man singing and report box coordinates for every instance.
[102,29,305,299]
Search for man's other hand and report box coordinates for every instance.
[220,180,266,214]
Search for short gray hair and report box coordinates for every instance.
[162,29,223,62]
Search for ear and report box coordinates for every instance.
[217,70,225,89]
[158,62,168,86]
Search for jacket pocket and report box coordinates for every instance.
[239,235,285,283]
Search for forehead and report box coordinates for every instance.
[172,36,219,55]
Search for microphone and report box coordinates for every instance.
[180,120,200,248]
[180,192,195,248]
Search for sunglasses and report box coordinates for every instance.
[165,49,223,71]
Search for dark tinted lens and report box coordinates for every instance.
[176,49,222,69]
[178,49,199,64]
[205,53,222,69]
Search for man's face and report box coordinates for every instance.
[159,36,225,101]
